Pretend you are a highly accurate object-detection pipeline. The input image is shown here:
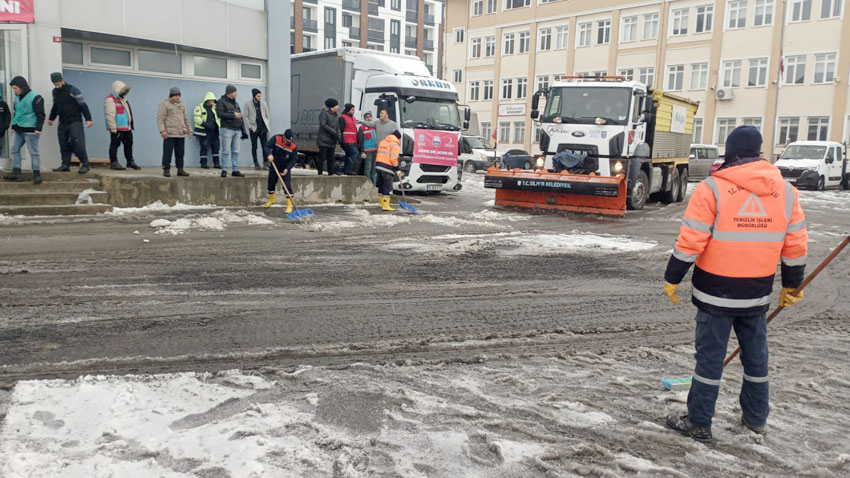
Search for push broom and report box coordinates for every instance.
[270,160,314,221]
[662,234,850,391]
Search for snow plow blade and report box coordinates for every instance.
[484,168,627,217]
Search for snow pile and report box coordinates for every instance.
[74,188,102,205]
[105,201,215,216]
[387,232,656,256]
[306,208,410,232]
[0,214,24,226]
[149,210,273,235]
[798,190,850,212]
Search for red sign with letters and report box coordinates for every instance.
[413,129,458,167]
[0,0,34,23]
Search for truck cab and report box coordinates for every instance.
[775,141,850,190]
[458,135,499,173]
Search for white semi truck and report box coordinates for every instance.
[290,48,469,193]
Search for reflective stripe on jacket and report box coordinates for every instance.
[665,159,808,316]
[341,114,357,144]
[375,135,401,174]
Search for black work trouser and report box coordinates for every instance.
[268,157,293,194]
[109,131,134,164]
[317,146,335,175]
[250,130,269,164]
[198,129,220,166]
[162,137,185,170]
[376,170,395,195]
[58,121,89,167]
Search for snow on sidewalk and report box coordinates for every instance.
[149,210,274,235]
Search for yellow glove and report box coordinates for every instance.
[779,288,804,307]
[664,282,679,304]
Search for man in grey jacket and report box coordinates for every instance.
[244,88,270,170]
[316,98,340,176]
[358,108,400,145]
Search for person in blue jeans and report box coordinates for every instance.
[3,76,45,184]
[216,84,248,178]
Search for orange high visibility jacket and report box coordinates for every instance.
[375,135,401,174]
[665,159,808,316]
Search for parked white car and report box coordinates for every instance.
[775,141,850,190]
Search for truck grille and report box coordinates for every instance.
[416,175,449,184]
[419,164,451,173]
[779,168,804,178]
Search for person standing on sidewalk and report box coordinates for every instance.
[3,76,45,184]
[316,98,340,176]
[358,112,378,184]
[156,87,192,178]
[663,126,808,442]
[262,129,299,212]
[358,108,399,145]
[193,92,220,169]
[244,88,270,170]
[375,131,402,212]
[47,72,92,175]
[104,80,139,170]
[217,84,248,178]
[338,103,359,175]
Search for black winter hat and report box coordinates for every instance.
[392,130,401,139]
[284,129,294,139]
[724,125,762,160]
[342,103,355,114]
[252,88,262,98]
[325,98,339,108]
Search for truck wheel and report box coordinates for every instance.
[661,168,680,204]
[842,174,850,190]
[817,176,826,191]
[464,161,476,173]
[523,160,532,170]
[627,171,649,210]
[676,169,689,202]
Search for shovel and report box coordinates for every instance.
[270,160,314,221]
[661,235,850,391]
[396,171,419,215]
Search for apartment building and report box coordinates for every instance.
[444,0,850,158]
[290,0,444,75]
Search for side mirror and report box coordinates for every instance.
[405,96,416,103]
[640,112,650,123]
[530,110,539,119]
[464,107,471,121]
[641,95,652,114]
[689,154,695,160]
[463,120,470,130]
[531,92,540,111]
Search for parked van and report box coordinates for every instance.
[688,144,720,181]
[458,135,500,173]
[776,141,850,190]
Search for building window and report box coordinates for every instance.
[742,117,763,132]
[555,26,569,49]
[139,49,182,74]
[778,117,800,144]
[453,69,463,83]
[481,122,492,141]
[643,12,659,39]
[728,1,747,29]
[791,0,812,21]
[619,69,635,81]
[505,0,531,10]
[721,60,742,87]
[303,35,312,51]
[671,8,689,36]
[814,53,837,83]
[639,66,655,87]
[499,121,511,142]
[536,75,549,91]
[471,38,482,58]
[622,16,637,42]
[578,22,592,47]
[483,80,494,100]
[503,33,515,55]
[240,63,262,80]
[485,36,496,56]
[716,118,737,144]
[325,7,336,24]
[532,123,540,143]
[487,0,498,14]
[90,46,132,67]
[324,37,336,49]
[62,41,83,65]
[553,74,567,82]
[454,28,465,43]
[755,0,774,25]
[539,28,552,51]
[807,117,829,140]
[597,19,611,44]
[667,64,684,90]
[194,55,227,78]
[821,0,843,18]
[785,55,806,84]
[514,121,525,143]
[342,14,352,27]
[696,5,713,32]
[690,63,708,89]
[748,58,768,86]
[693,118,704,143]
[518,31,530,53]
[516,77,528,99]
[472,0,483,16]
[501,78,513,99]
[469,81,480,100]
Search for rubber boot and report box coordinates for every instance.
[284,198,294,214]
[263,193,275,208]
[380,195,395,212]
[3,168,22,181]
[33,171,42,184]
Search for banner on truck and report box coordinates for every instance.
[0,0,34,23]
[413,129,457,167]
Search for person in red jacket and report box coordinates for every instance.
[338,103,359,175]
[664,125,808,442]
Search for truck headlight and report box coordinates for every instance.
[611,160,625,174]
[535,156,545,169]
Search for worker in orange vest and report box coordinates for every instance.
[664,125,808,442]
[375,131,402,211]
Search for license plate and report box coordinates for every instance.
[426,185,442,191]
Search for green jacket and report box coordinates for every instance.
[193,91,220,131]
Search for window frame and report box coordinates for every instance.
[716,117,738,145]
[89,44,134,69]
[754,0,775,26]
[813,52,837,84]
[453,69,463,83]
[518,31,531,53]
[666,64,685,91]
[695,5,714,33]
[239,61,263,81]
[468,80,480,101]
[621,15,638,42]
[784,54,807,85]
[501,77,513,99]
[539,27,552,51]
[503,32,516,55]
[690,62,708,90]
[747,57,768,87]
[596,19,611,45]
[671,8,689,36]
[643,12,660,39]
[721,59,743,88]
[577,22,592,47]
[790,0,813,22]
[454,27,466,43]
[727,0,748,29]
[777,116,801,144]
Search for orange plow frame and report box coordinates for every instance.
[484,167,627,217]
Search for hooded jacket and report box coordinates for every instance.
[49,82,92,124]
[665,159,808,316]
[375,134,401,174]
[216,94,246,132]
[9,76,45,133]
[317,106,340,148]
[193,92,220,134]
[104,80,133,133]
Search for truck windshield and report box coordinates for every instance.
[780,145,827,160]
[401,98,461,130]
[543,87,632,125]
[465,136,488,149]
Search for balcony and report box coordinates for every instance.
[343,0,360,12]
[424,14,435,25]
[303,19,318,32]
[368,2,379,15]
[368,30,384,43]
[349,27,361,40]
[303,47,317,52]
[423,39,434,51]
[406,10,418,22]
[405,36,417,49]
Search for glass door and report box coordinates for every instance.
[0,25,28,168]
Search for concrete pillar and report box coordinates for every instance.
[294,0,304,53]
[268,0,292,130]
[417,0,425,59]
[359,0,368,48]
